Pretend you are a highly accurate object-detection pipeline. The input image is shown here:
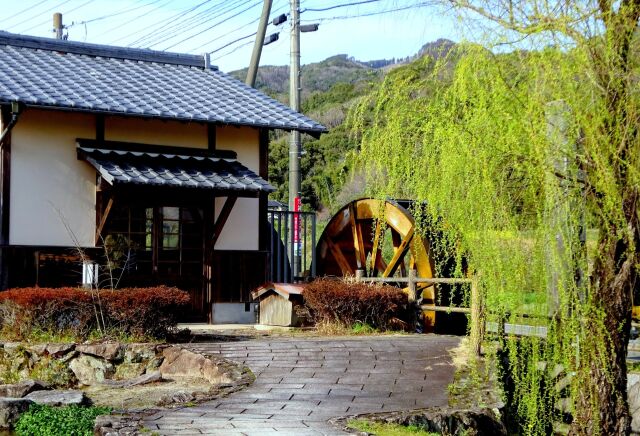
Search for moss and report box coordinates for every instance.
[348,419,441,436]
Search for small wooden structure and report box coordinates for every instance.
[251,283,307,327]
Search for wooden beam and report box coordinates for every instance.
[326,238,354,275]
[0,106,12,247]
[370,219,383,276]
[258,128,269,250]
[96,115,105,143]
[95,196,114,244]
[391,230,408,276]
[207,124,216,151]
[349,203,366,270]
[211,196,237,248]
[382,228,414,278]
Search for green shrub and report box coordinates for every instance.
[15,404,111,436]
[303,278,410,330]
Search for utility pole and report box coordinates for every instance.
[289,0,301,212]
[53,13,63,40]
[246,0,273,87]
[289,0,302,278]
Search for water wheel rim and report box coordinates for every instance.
[315,198,435,297]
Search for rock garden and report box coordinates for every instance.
[0,285,252,435]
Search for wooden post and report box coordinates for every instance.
[470,278,484,357]
[408,269,417,302]
[355,269,364,282]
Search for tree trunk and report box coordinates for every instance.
[570,229,635,434]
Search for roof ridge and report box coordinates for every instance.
[0,31,218,70]
[76,139,237,160]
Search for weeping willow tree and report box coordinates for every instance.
[351,1,639,434]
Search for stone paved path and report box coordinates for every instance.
[143,335,460,435]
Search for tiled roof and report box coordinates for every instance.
[0,32,326,135]
[77,140,275,195]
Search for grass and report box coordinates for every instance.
[348,419,440,436]
[0,326,159,344]
[313,320,409,336]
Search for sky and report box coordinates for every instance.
[0,0,459,72]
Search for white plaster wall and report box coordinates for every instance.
[10,109,96,246]
[105,116,208,148]
[9,109,261,250]
[214,126,260,250]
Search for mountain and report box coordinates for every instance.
[230,54,382,103]
[231,39,458,212]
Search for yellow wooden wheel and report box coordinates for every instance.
[315,198,438,328]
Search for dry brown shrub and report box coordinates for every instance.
[302,278,410,330]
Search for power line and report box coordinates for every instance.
[162,0,263,51]
[135,0,249,49]
[6,0,73,31]
[106,0,179,44]
[302,0,382,13]
[127,0,223,47]
[21,0,99,34]
[301,1,432,22]
[66,0,164,29]
[211,39,254,62]
[2,0,50,26]
[187,0,288,53]
[210,31,257,54]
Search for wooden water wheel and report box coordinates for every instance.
[315,198,437,327]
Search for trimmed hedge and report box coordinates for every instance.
[303,278,410,330]
[0,286,190,340]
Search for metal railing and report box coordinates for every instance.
[267,210,316,283]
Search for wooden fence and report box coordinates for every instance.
[354,270,484,356]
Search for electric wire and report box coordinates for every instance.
[134,0,250,49]
[211,39,254,62]
[210,31,257,54]
[302,0,382,13]
[105,0,179,44]
[65,0,164,29]
[127,0,224,47]
[21,0,99,34]
[6,0,73,31]
[301,1,432,23]
[2,0,50,26]
[162,0,263,51]
[188,0,288,53]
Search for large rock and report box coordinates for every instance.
[24,389,90,407]
[0,379,50,398]
[76,343,124,361]
[94,414,143,436]
[0,398,33,429]
[114,362,147,380]
[101,371,162,389]
[69,355,114,385]
[628,373,640,434]
[28,343,75,358]
[159,347,232,384]
[123,344,158,364]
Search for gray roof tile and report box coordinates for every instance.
[0,32,326,134]
[77,141,275,195]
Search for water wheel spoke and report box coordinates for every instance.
[326,238,354,275]
[349,203,366,271]
[391,230,408,276]
[382,228,414,278]
[369,218,383,277]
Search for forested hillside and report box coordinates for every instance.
[231,39,456,212]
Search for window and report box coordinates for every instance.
[105,204,204,278]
